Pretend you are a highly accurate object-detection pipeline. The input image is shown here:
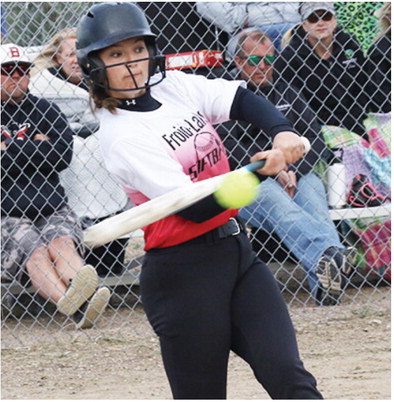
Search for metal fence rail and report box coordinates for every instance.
[1,1,391,347]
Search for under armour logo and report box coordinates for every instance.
[126,99,136,106]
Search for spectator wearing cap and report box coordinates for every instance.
[1,43,110,329]
[219,29,352,305]
[274,2,370,138]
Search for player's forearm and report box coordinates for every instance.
[176,194,226,223]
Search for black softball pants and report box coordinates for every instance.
[141,230,323,399]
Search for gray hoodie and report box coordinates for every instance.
[196,2,300,34]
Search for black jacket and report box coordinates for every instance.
[366,32,391,113]
[1,94,73,220]
[274,25,369,137]
[137,2,228,55]
[219,72,327,177]
[137,2,231,79]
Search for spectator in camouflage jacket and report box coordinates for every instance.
[1,43,109,329]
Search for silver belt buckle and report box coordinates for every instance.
[229,217,241,236]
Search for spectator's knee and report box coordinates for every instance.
[48,236,76,258]
[26,246,50,274]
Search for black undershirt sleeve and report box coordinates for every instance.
[177,86,296,223]
[229,86,295,136]
[177,194,226,223]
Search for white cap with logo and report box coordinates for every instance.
[299,2,336,21]
[0,43,33,66]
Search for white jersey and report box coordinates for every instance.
[60,133,128,220]
[97,70,244,249]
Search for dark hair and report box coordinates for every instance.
[89,83,120,114]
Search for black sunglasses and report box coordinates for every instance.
[1,63,31,76]
[307,11,334,23]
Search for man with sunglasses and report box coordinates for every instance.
[274,2,369,138]
[1,43,110,328]
[219,29,353,306]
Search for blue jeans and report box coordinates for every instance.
[239,173,343,296]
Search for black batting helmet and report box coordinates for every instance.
[76,2,165,91]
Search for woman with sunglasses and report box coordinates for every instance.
[274,2,369,138]
[77,2,323,399]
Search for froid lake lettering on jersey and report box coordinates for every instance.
[162,111,207,150]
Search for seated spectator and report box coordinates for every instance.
[29,27,98,138]
[366,2,391,114]
[220,30,354,305]
[274,2,370,138]
[196,2,300,57]
[30,27,130,276]
[1,43,110,328]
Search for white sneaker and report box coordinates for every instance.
[341,246,357,276]
[74,287,111,330]
[57,265,98,316]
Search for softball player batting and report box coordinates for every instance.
[77,3,323,399]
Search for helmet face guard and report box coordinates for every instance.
[76,2,166,93]
[88,46,166,93]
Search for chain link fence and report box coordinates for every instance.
[1,2,391,347]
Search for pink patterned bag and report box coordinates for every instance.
[358,220,391,281]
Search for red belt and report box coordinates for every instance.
[165,50,224,70]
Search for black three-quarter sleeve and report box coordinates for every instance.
[230,86,296,136]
